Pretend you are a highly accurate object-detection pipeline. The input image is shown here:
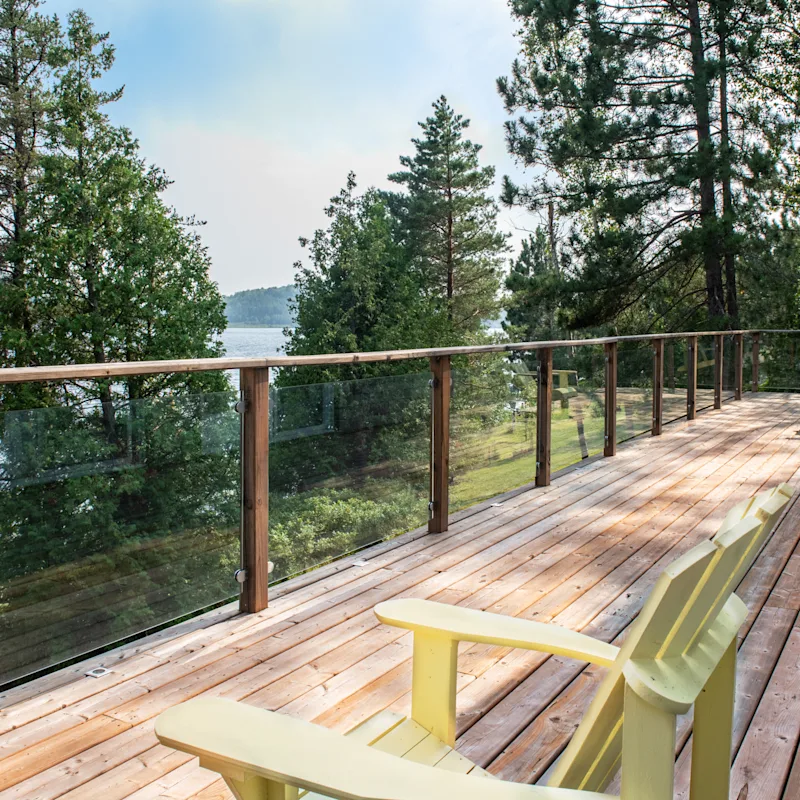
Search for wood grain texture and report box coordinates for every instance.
[240,367,270,613]
[0,331,778,385]
[1,394,799,800]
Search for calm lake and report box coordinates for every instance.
[219,327,288,390]
[219,326,288,358]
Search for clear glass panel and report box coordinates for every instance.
[760,333,800,391]
[743,334,753,393]
[663,339,688,426]
[722,335,736,402]
[0,391,240,685]
[269,371,430,581]
[696,337,716,411]
[551,345,606,470]
[449,353,537,513]
[616,341,654,442]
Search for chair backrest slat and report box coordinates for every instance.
[548,486,793,794]
[660,517,761,657]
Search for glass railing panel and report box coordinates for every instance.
[0,389,240,685]
[616,341,654,442]
[722,335,736,402]
[551,345,606,470]
[663,339,688,426]
[449,353,537,513]
[759,333,800,391]
[696,336,716,411]
[269,370,430,582]
[743,334,753,393]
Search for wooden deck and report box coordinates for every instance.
[1,393,800,800]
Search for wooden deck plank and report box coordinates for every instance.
[0,395,798,799]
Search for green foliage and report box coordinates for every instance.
[0,7,228,413]
[270,486,421,580]
[283,173,446,385]
[389,96,507,333]
[503,228,566,341]
[224,285,295,326]
[0,7,232,683]
[498,0,800,332]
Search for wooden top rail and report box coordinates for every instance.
[0,329,797,385]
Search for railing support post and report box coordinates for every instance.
[429,356,450,533]
[734,333,744,400]
[604,342,617,457]
[714,334,724,409]
[687,336,698,420]
[240,367,270,613]
[752,333,760,392]
[652,338,664,436]
[536,348,553,487]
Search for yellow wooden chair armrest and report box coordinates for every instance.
[375,599,619,667]
[156,698,614,800]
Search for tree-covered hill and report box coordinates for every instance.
[224,285,295,326]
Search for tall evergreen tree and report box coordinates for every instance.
[27,9,226,421]
[498,0,800,331]
[389,96,507,336]
[0,0,60,401]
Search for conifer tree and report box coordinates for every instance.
[504,228,565,341]
[285,172,443,383]
[498,0,800,330]
[389,96,507,336]
[31,10,226,424]
[0,0,60,391]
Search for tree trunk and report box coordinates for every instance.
[687,0,725,320]
[547,202,558,272]
[718,13,738,326]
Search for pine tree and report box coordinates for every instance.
[0,0,60,390]
[498,0,800,330]
[389,96,507,336]
[30,10,226,424]
[503,228,565,341]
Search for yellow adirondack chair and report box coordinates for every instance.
[155,486,792,800]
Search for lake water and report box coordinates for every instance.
[220,327,288,358]
[219,327,288,390]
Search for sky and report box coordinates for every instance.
[45,0,533,295]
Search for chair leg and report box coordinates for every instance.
[690,640,736,800]
[225,776,299,800]
[621,683,676,800]
[411,629,458,747]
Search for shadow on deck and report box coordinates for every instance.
[1,393,799,799]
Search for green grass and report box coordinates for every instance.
[449,399,608,512]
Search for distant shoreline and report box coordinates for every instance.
[225,323,293,329]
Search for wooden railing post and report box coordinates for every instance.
[652,338,664,436]
[714,334,724,409]
[734,333,744,400]
[604,342,617,457]
[429,356,450,533]
[240,367,270,613]
[752,332,760,392]
[687,336,698,420]
[536,348,553,487]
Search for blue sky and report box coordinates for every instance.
[45,0,531,294]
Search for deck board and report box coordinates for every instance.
[2,394,800,799]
